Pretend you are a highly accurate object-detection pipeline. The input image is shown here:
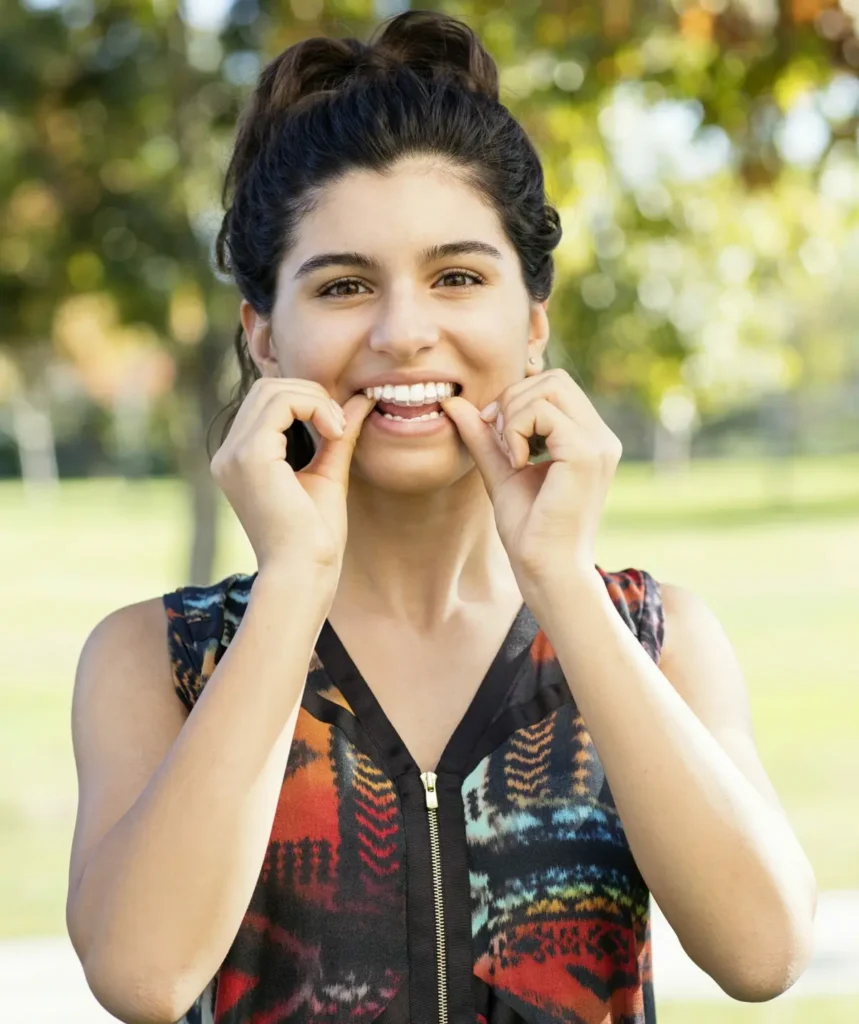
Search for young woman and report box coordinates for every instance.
[66,11,816,1024]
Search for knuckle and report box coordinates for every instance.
[604,436,623,460]
[233,446,255,467]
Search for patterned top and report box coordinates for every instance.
[162,564,665,1024]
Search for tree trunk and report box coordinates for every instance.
[113,360,151,479]
[174,331,228,585]
[11,390,59,493]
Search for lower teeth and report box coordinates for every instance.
[378,409,446,422]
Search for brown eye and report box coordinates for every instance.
[438,270,484,288]
[318,278,367,298]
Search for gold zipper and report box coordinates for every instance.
[420,770,449,1024]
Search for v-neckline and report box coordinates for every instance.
[314,600,537,780]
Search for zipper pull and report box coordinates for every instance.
[420,770,439,809]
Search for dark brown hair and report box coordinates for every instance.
[209,9,562,467]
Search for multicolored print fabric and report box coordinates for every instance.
[161,564,664,1024]
[465,702,652,1021]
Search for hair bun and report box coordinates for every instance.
[372,10,499,101]
[258,10,499,121]
[229,12,499,195]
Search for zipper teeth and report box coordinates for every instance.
[421,772,449,1024]
[428,809,449,1024]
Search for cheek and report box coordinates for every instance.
[274,337,342,388]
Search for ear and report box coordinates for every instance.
[240,299,280,377]
[527,298,550,366]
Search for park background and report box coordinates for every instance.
[1,0,858,1020]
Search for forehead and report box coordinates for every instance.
[294,157,510,256]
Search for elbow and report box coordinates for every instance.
[718,948,812,1003]
[67,903,187,1023]
[716,880,818,1003]
[68,887,204,1024]
[82,947,200,1024]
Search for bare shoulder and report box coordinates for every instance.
[657,580,787,815]
[658,580,750,725]
[80,594,174,660]
[72,596,187,743]
[68,597,187,925]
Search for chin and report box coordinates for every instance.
[351,447,473,494]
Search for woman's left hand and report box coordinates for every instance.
[439,368,622,588]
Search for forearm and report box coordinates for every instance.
[525,568,814,1000]
[74,569,331,1021]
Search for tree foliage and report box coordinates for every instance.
[2,0,858,572]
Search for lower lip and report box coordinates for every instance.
[368,407,453,436]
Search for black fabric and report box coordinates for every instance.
[314,600,539,1024]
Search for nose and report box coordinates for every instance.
[367,286,442,362]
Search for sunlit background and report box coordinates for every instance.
[1,0,858,1020]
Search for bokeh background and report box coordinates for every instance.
[1,0,858,1020]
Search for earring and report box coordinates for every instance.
[528,357,538,365]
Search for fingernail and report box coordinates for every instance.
[480,401,498,421]
[496,411,504,433]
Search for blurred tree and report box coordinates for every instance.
[2,0,858,581]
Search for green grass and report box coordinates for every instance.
[655,996,859,1022]
[2,454,858,1021]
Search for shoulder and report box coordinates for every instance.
[82,596,171,666]
[656,578,750,712]
[72,595,187,764]
[658,580,734,679]
[656,580,791,814]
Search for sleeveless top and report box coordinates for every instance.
[162,564,665,1024]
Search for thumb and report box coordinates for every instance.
[304,393,376,488]
[439,393,515,491]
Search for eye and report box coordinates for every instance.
[436,269,486,289]
[318,277,368,298]
[317,268,486,299]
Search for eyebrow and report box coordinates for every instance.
[293,240,504,280]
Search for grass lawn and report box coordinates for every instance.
[655,996,859,1021]
[1,452,857,1021]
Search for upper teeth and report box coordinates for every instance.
[361,382,456,405]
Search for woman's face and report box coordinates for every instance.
[244,155,549,488]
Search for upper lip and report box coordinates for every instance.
[354,372,461,393]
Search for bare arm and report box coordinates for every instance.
[524,570,816,1002]
[66,566,332,1024]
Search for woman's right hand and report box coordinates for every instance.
[210,377,376,586]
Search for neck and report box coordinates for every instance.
[335,467,520,632]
